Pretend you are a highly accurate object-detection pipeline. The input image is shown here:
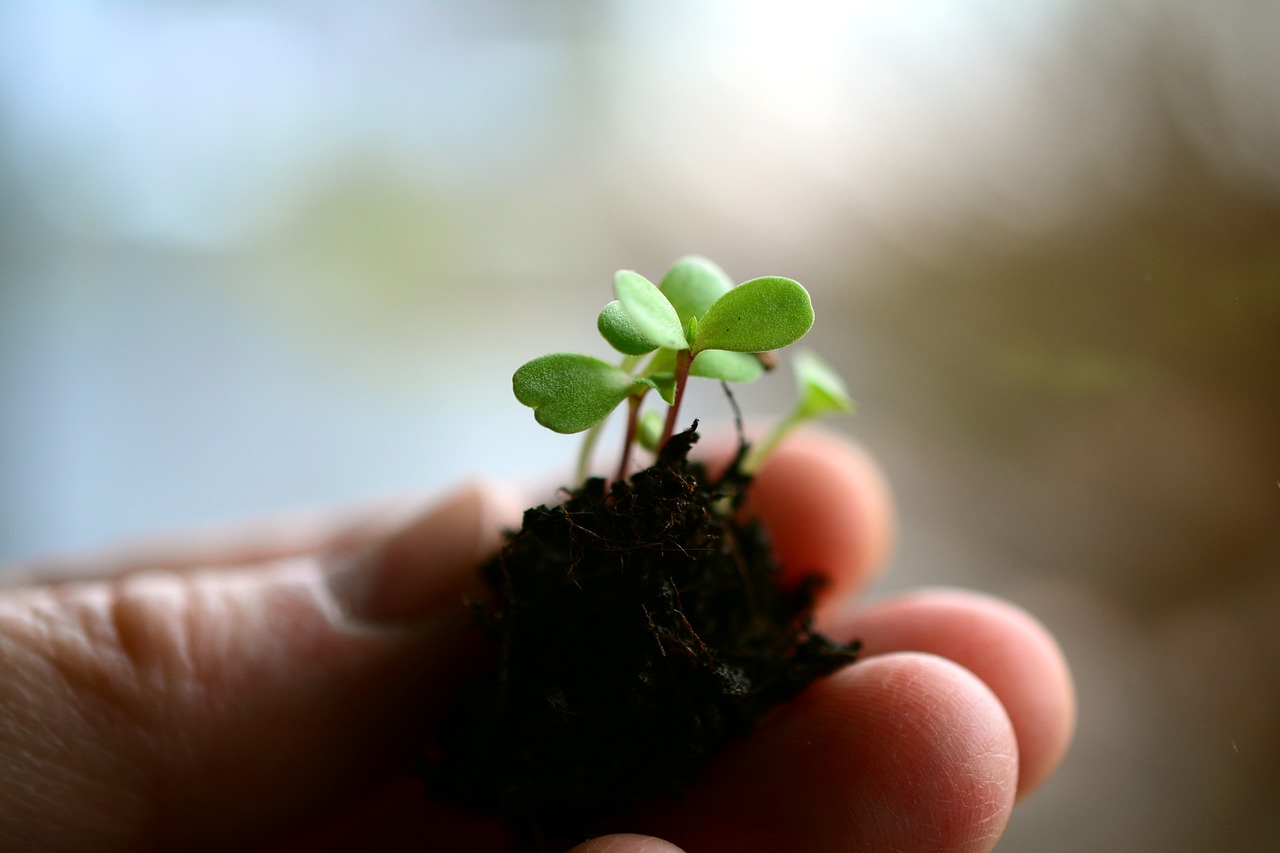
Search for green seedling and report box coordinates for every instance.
[513,256,853,482]
[739,349,855,474]
[440,257,862,843]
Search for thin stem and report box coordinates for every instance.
[616,394,643,482]
[579,354,645,485]
[659,349,694,448]
[575,420,606,485]
[740,406,803,476]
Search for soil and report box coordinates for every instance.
[428,425,860,849]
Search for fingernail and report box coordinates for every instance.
[326,480,521,625]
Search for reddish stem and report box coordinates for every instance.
[616,393,642,482]
[659,349,693,450]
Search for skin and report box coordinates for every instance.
[0,431,1074,852]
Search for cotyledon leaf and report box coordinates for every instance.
[513,353,637,434]
[597,300,658,356]
[689,349,764,383]
[793,349,854,418]
[692,276,813,355]
[615,270,689,351]
[659,256,733,327]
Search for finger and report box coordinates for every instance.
[743,429,895,602]
[0,480,523,850]
[829,588,1076,798]
[568,835,687,853]
[647,653,1018,853]
[2,495,432,585]
[325,479,525,624]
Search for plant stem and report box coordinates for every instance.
[579,355,645,485]
[740,407,802,476]
[616,393,643,482]
[660,349,694,449]
[576,420,605,485]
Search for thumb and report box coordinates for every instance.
[0,481,521,852]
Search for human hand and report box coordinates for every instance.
[0,431,1073,852]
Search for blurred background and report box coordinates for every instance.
[2,1,1278,849]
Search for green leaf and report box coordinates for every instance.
[631,349,679,403]
[597,300,658,355]
[633,372,676,405]
[615,270,689,351]
[513,353,635,434]
[691,276,814,355]
[640,346,676,377]
[738,350,854,476]
[659,256,733,326]
[793,350,854,418]
[646,372,677,404]
[636,409,664,452]
[690,349,764,383]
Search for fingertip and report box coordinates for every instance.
[568,834,687,853]
[656,653,1017,853]
[843,588,1076,798]
[789,654,1019,853]
[748,429,895,600]
[327,479,525,625]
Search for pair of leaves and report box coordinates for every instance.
[514,258,815,435]
[605,265,813,359]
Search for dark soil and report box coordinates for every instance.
[428,425,860,849]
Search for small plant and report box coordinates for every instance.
[431,257,858,850]
[512,256,852,481]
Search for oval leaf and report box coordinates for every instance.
[692,276,814,355]
[598,300,657,355]
[513,353,634,433]
[690,349,764,383]
[615,270,689,351]
[793,350,854,418]
[659,256,733,326]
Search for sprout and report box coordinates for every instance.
[512,258,849,482]
[739,350,855,475]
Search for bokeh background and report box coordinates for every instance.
[2,2,1278,850]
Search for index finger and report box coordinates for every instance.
[740,429,895,603]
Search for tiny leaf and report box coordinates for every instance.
[615,270,689,351]
[633,349,679,402]
[659,256,733,326]
[793,350,854,418]
[636,409,665,452]
[598,300,658,355]
[692,276,814,355]
[738,350,854,475]
[638,372,677,404]
[513,353,635,434]
[690,349,764,383]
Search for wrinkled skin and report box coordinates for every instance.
[0,431,1074,852]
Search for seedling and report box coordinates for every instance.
[432,258,859,849]
[512,256,852,481]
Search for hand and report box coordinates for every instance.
[0,432,1074,852]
